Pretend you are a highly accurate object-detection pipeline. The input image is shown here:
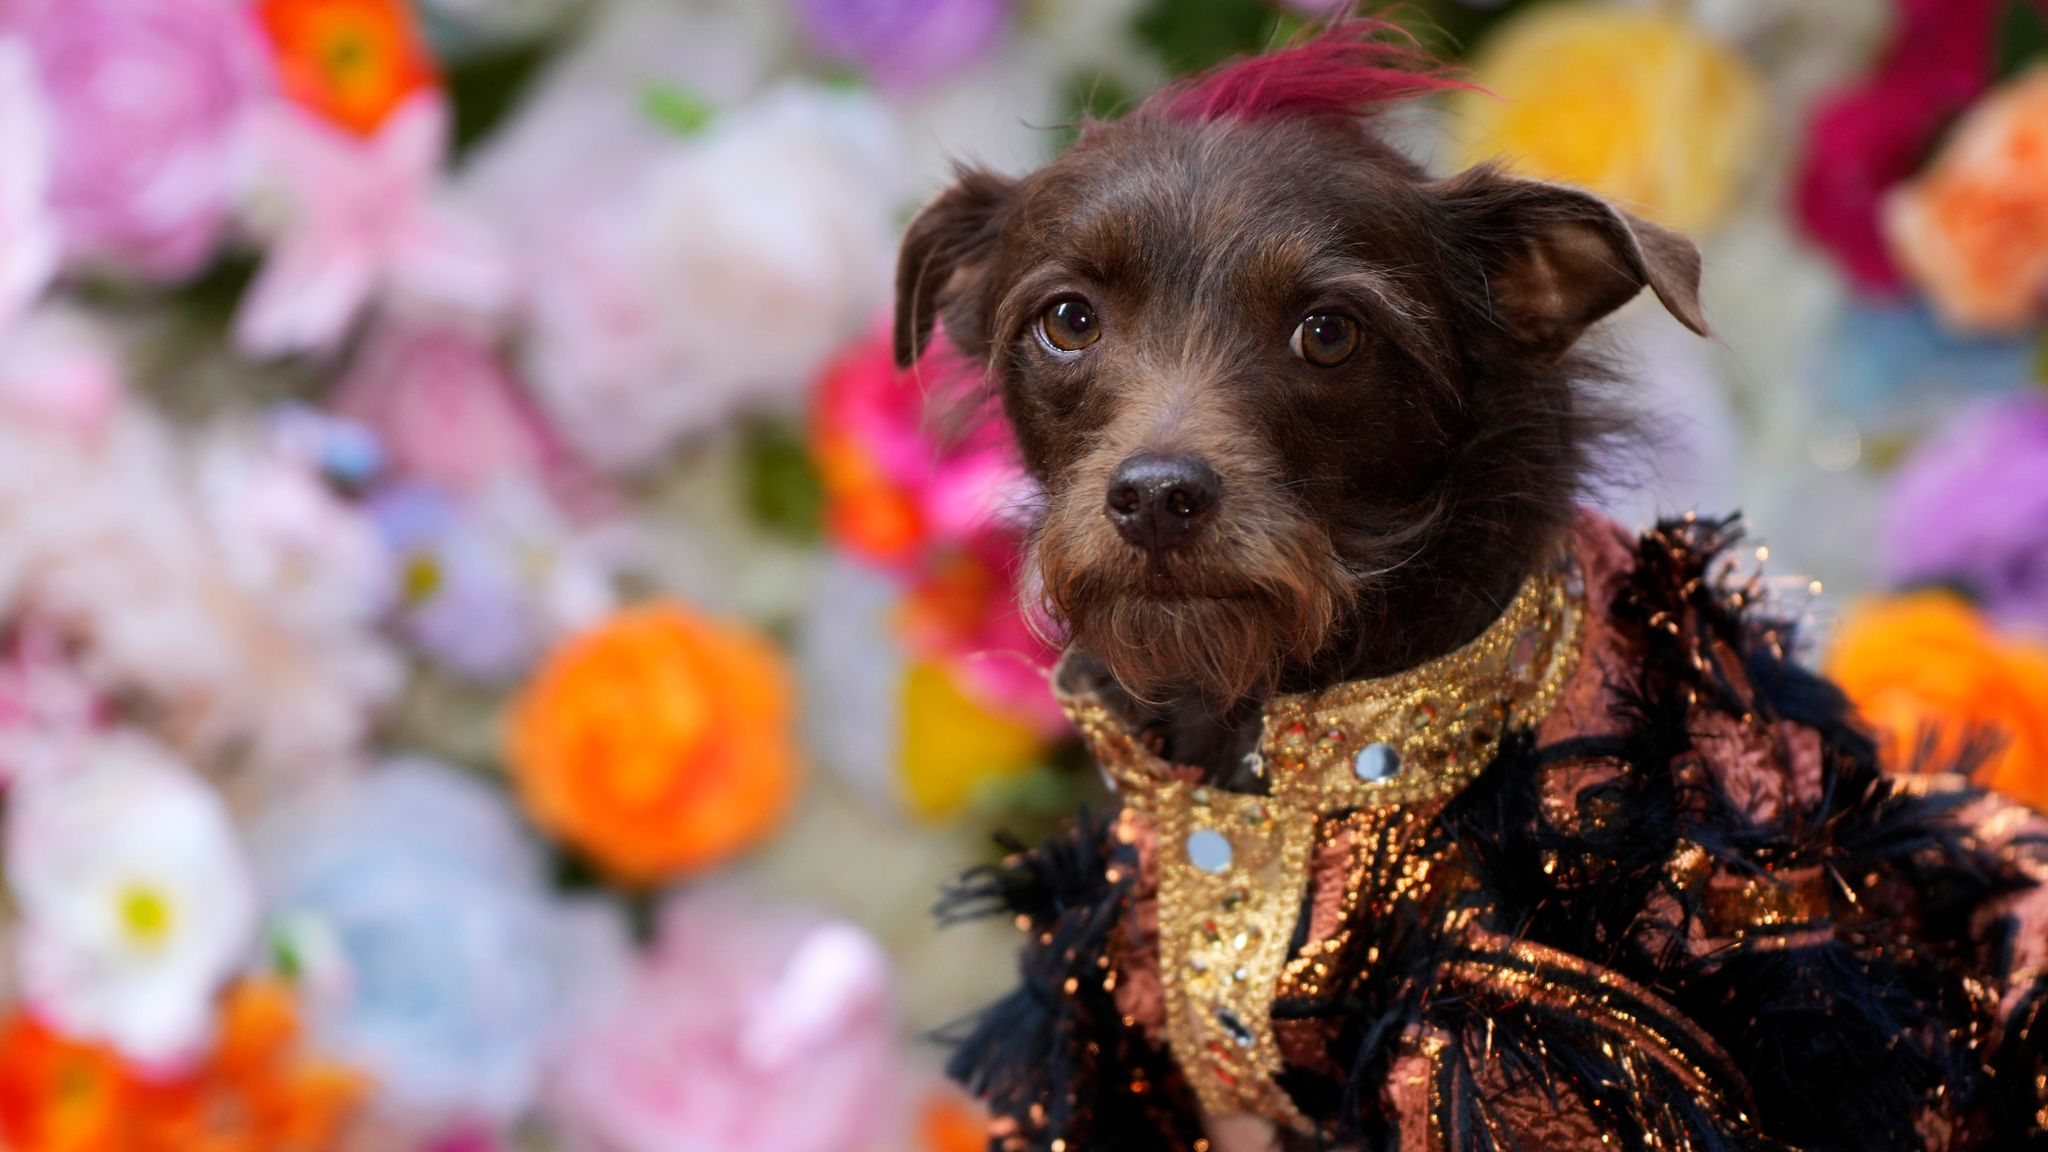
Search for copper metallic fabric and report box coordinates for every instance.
[940,514,2048,1152]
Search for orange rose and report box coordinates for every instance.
[1826,591,2048,811]
[1885,66,2048,333]
[506,602,798,885]
[0,980,367,1152]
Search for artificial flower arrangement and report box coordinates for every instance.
[0,0,2043,1150]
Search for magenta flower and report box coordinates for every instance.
[1883,392,2048,630]
[1793,0,2009,293]
[794,0,1013,94]
[1,0,269,282]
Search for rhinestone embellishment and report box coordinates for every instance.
[1353,742,1400,782]
[1186,828,1233,874]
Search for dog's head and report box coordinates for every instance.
[894,21,1707,709]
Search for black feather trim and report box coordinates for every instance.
[937,809,1206,1152]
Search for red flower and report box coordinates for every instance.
[1793,0,2018,292]
[256,0,437,137]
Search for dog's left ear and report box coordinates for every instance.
[1429,166,1708,362]
[893,166,1017,368]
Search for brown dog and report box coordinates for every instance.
[904,20,2048,1152]
[897,21,1701,778]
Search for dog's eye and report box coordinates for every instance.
[1040,299,1101,352]
[1291,313,1359,367]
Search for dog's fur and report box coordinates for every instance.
[894,20,1706,779]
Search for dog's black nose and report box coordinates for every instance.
[1105,452,1221,553]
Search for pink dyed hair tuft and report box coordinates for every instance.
[1143,17,1467,125]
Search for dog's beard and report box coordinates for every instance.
[1033,508,1351,708]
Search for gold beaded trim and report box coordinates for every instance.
[1056,552,1586,1132]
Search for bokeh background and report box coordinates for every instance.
[1,0,2046,1148]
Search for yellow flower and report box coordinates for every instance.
[899,660,1043,821]
[1450,4,1761,232]
[1827,591,2048,811]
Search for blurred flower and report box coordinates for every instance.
[370,480,616,683]
[0,41,56,335]
[899,534,1063,733]
[1827,591,2048,810]
[794,0,1012,95]
[0,307,123,441]
[333,323,563,497]
[258,758,571,1122]
[1885,67,2048,333]
[810,329,1025,569]
[0,408,399,793]
[237,94,509,359]
[1450,4,1761,232]
[506,601,797,885]
[896,659,1046,820]
[1794,0,2007,293]
[256,0,438,138]
[0,979,368,1152]
[5,729,256,1066]
[548,889,902,1152]
[0,0,269,281]
[0,627,101,788]
[800,557,1054,821]
[1882,393,2048,630]
[187,426,400,777]
[919,1090,989,1152]
[520,84,902,471]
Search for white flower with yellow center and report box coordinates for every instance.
[5,729,256,1066]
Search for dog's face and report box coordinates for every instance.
[896,108,1705,708]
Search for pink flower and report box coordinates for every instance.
[0,308,123,442]
[332,322,579,498]
[236,93,510,358]
[549,890,904,1152]
[810,327,1027,569]
[1,0,269,281]
[0,40,56,333]
[1794,0,2007,293]
[809,326,1062,732]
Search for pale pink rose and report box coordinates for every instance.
[1886,66,2048,333]
[0,39,56,332]
[333,323,560,494]
[0,308,124,441]
[549,890,905,1152]
[237,94,510,358]
[1,0,269,281]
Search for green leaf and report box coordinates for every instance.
[1996,0,2048,84]
[642,82,717,136]
[740,419,827,543]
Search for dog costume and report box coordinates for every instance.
[942,514,2048,1150]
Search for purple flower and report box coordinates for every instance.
[1882,392,2048,630]
[794,0,1012,94]
[369,481,615,683]
[2,0,271,281]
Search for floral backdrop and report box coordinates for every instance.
[0,0,2046,1149]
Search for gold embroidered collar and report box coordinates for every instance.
[1054,552,1587,1132]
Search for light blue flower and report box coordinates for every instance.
[258,758,594,1122]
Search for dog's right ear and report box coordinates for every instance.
[893,167,1016,368]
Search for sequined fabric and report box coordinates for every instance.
[943,513,2048,1152]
